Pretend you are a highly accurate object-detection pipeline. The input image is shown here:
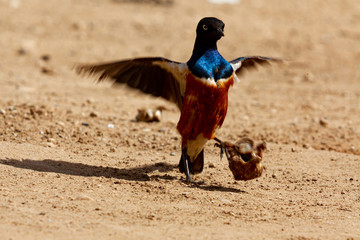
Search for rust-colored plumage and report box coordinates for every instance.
[177,73,234,144]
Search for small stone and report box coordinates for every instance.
[81,122,89,127]
[17,48,26,55]
[0,109,5,115]
[302,143,311,149]
[110,147,115,153]
[151,169,159,174]
[39,64,55,75]
[136,108,161,122]
[319,118,328,127]
[158,128,166,133]
[170,152,175,156]
[153,109,162,121]
[46,142,56,148]
[89,112,97,118]
[56,121,65,127]
[41,54,51,61]
[75,195,93,201]
[303,72,315,82]
[208,163,216,168]
[220,198,231,204]
[182,192,190,198]
[86,98,95,104]
[272,174,277,179]
[146,214,156,220]
[107,124,114,129]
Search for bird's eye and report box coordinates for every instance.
[202,24,208,31]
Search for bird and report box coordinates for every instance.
[76,17,281,183]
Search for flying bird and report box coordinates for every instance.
[77,17,280,183]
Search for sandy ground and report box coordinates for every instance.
[0,0,360,239]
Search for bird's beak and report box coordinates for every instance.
[217,28,225,37]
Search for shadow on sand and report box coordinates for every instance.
[0,158,246,193]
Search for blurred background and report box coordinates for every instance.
[0,0,359,153]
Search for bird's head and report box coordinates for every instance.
[196,17,225,42]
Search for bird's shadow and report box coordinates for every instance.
[0,158,245,193]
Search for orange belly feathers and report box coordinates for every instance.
[177,73,234,146]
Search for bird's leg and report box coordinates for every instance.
[182,148,193,183]
[214,137,230,161]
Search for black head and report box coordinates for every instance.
[196,17,225,42]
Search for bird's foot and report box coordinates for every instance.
[182,148,194,184]
[214,137,230,161]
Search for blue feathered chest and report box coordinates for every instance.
[187,49,233,81]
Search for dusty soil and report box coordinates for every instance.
[0,0,359,239]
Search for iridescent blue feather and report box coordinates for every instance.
[187,49,233,81]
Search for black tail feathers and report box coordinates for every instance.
[178,149,204,174]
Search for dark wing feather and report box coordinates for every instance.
[76,57,186,109]
[229,56,282,76]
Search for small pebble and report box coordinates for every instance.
[158,128,166,133]
[170,152,175,156]
[75,195,93,201]
[302,143,311,149]
[17,48,26,55]
[0,109,5,115]
[107,124,114,129]
[208,163,216,168]
[319,118,328,127]
[220,198,231,205]
[182,192,190,197]
[41,54,51,61]
[303,72,315,82]
[151,170,159,174]
[81,123,89,127]
[89,112,98,118]
[56,121,65,127]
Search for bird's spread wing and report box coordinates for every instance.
[229,56,282,79]
[76,57,188,109]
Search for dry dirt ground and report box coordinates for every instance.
[0,0,360,239]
